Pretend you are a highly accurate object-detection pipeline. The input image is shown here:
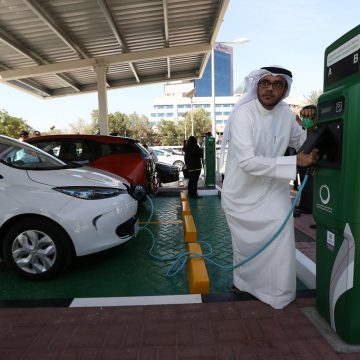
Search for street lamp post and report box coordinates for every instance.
[211,37,249,140]
[211,47,216,137]
[185,88,196,138]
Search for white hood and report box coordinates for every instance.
[27,166,129,189]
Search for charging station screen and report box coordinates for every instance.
[317,121,343,169]
[318,97,345,122]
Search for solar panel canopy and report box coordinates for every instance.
[0,0,229,99]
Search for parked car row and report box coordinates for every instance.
[27,135,182,193]
[155,162,179,186]
[27,134,158,196]
[0,134,183,280]
[151,147,184,170]
[0,135,143,280]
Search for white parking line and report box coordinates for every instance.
[70,294,203,307]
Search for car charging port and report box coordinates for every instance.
[126,184,146,202]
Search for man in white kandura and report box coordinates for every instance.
[220,66,318,309]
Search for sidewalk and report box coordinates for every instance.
[1,296,358,360]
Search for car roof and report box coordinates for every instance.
[26,134,139,144]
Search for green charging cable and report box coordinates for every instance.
[139,174,309,276]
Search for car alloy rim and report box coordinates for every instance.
[11,230,57,274]
[174,161,184,170]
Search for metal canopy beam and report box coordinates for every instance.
[162,0,171,79]
[0,63,51,97]
[0,25,80,92]
[0,43,211,81]
[22,0,88,59]
[96,0,140,84]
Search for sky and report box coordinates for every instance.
[0,0,359,132]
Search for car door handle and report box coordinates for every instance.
[0,175,3,179]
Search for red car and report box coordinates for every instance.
[27,135,157,194]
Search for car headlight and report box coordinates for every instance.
[53,187,127,200]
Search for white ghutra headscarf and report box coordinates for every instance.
[219,66,293,168]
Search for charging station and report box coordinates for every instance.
[313,24,360,344]
[204,136,216,188]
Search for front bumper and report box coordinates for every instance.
[55,193,139,256]
[116,216,139,239]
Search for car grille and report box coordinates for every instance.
[116,216,138,238]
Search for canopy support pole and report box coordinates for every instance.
[94,64,108,135]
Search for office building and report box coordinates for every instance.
[150,95,239,134]
[150,94,307,134]
[150,42,307,134]
[195,43,233,97]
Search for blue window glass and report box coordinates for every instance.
[194,48,232,97]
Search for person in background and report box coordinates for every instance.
[220,66,318,309]
[181,139,187,154]
[284,146,298,193]
[33,130,41,137]
[184,135,203,198]
[294,105,317,218]
[18,130,29,141]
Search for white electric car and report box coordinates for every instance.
[0,135,140,280]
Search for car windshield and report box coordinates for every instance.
[0,136,68,170]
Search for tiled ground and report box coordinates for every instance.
[1,184,359,359]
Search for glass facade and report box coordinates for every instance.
[150,43,236,130]
[194,45,233,97]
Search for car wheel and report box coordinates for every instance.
[173,160,184,170]
[3,217,73,280]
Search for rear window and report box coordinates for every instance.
[29,140,94,162]
[107,143,139,155]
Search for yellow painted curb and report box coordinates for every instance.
[180,193,210,294]
[180,191,188,202]
[183,214,197,243]
[187,242,210,294]
[181,200,191,217]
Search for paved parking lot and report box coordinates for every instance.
[3,193,352,360]
[0,194,309,303]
